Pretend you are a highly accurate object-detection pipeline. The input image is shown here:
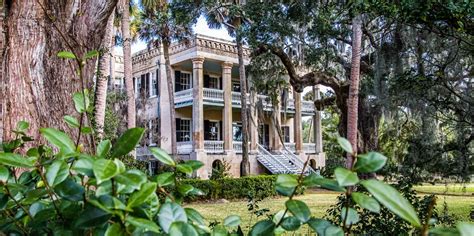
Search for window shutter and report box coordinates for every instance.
[204,74,210,88]
[174,70,181,92]
[204,120,210,140]
[175,118,181,141]
[219,77,223,90]
[155,69,159,95]
[219,121,223,141]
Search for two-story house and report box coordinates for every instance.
[112,34,325,179]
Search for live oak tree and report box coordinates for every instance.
[0,0,118,144]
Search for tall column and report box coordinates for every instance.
[222,61,233,152]
[192,57,205,151]
[293,90,303,154]
[313,85,323,153]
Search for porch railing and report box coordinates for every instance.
[233,141,242,153]
[284,143,296,153]
[303,143,317,154]
[302,101,316,113]
[174,89,193,104]
[177,141,193,154]
[203,88,224,102]
[204,140,224,153]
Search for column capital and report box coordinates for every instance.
[221,61,233,69]
[192,56,205,64]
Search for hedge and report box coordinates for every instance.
[164,175,304,202]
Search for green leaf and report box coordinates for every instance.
[57,51,76,59]
[178,184,194,196]
[334,167,359,187]
[127,182,157,208]
[74,206,111,228]
[0,153,36,168]
[286,200,311,223]
[457,222,474,236]
[93,159,119,184]
[212,225,228,236]
[169,222,198,236]
[185,208,206,226]
[354,152,387,173]
[84,50,99,60]
[224,215,241,227]
[307,218,333,235]
[361,179,421,227]
[249,219,275,236]
[276,174,297,196]
[105,223,126,236]
[97,140,111,158]
[351,192,380,213]
[309,177,345,192]
[337,137,353,154]
[176,163,193,175]
[281,216,301,231]
[340,207,359,226]
[54,177,85,201]
[46,160,69,186]
[303,173,323,187]
[0,166,10,182]
[72,90,90,113]
[110,128,145,158]
[429,227,460,236]
[126,216,160,233]
[154,172,175,187]
[158,202,187,233]
[72,155,94,176]
[63,115,80,128]
[185,160,204,170]
[81,127,93,134]
[150,147,175,166]
[40,128,76,154]
[325,225,344,236]
[115,169,147,191]
[16,121,29,131]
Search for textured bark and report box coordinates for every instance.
[163,40,177,156]
[121,0,135,129]
[94,13,115,139]
[237,32,250,176]
[1,0,117,143]
[346,15,363,168]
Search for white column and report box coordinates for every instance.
[222,62,233,152]
[294,90,303,154]
[192,57,205,151]
[313,85,323,153]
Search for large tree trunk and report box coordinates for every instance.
[95,12,115,139]
[237,32,250,176]
[1,0,117,143]
[163,40,177,156]
[121,0,135,129]
[346,15,363,168]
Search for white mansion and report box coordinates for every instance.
[111,34,325,179]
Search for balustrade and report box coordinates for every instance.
[204,140,224,153]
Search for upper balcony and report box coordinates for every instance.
[174,88,316,115]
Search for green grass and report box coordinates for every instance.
[185,186,474,232]
[414,183,474,195]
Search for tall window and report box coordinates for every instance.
[152,69,158,96]
[232,81,241,92]
[281,126,290,143]
[177,119,191,142]
[205,120,220,140]
[180,72,192,90]
[233,122,242,141]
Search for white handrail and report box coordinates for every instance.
[281,145,315,174]
[257,144,293,174]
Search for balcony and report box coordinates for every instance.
[174,88,316,114]
[284,143,317,154]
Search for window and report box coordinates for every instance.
[281,126,290,143]
[177,119,191,142]
[205,75,220,89]
[232,81,241,92]
[180,72,192,90]
[149,119,160,145]
[152,69,159,96]
[233,122,242,141]
[204,120,220,140]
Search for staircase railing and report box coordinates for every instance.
[257,144,292,174]
[281,146,315,174]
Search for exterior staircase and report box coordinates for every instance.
[256,144,315,175]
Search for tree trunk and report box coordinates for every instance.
[95,12,115,139]
[237,31,250,176]
[121,0,135,129]
[1,0,117,143]
[163,40,177,156]
[346,15,363,168]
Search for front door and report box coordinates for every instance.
[258,124,270,150]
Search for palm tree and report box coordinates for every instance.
[94,12,115,139]
[202,1,251,176]
[138,0,197,156]
[346,15,363,168]
[120,0,136,129]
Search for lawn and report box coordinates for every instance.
[186,185,473,232]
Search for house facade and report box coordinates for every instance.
[112,34,325,179]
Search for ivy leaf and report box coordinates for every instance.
[158,202,187,233]
[337,137,353,154]
[46,160,69,186]
[16,121,29,132]
[96,140,111,158]
[154,172,175,187]
[286,200,311,223]
[249,219,275,236]
[0,153,36,168]
[340,207,360,226]
[276,174,297,196]
[72,90,90,113]
[354,152,387,173]
[40,128,76,154]
[281,216,301,231]
[57,51,76,59]
[334,168,359,187]
[351,192,380,213]
[150,147,175,166]
[127,182,157,208]
[224,215,241,227]
[126,216,160,233]
[361,179,421,227]
[110,128,145,158]
[93,159,119,184]
[169,222,199,236]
